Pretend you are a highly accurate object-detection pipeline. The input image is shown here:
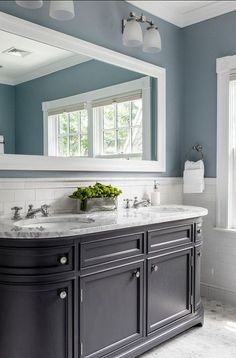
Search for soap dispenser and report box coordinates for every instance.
[151,181,160,206]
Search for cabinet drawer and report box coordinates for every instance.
[0,245,74,275]
[80,233,144,268]
[148,224,192,253]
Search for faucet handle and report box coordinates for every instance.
[123,198,133,209]
[41,204,50,217]
[11,206,23,221]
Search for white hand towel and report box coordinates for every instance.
[0,135,4,154]
[183,160,204,193]
[184,169,204,180]
[185,160,204,170]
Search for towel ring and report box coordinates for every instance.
[186,144,204,160]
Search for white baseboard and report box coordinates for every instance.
[201,282,236,306]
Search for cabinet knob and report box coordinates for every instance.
[132,270,140,278]
[151,265,159,272]
[197,252,202,257]
[197,228,202,234]
[59,290,67,300]
[59,256,68,265]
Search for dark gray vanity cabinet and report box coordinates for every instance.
[195,244,203,311]
[0,218,204,358]
[0,280,73,358]
[147,247,192,333]
[80,261,144,358]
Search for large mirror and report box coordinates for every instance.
[0,12,166,171]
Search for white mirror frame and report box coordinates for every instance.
[0,11,166,172]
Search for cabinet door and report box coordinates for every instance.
[0,280,73,358]
[80,262,144,358]
[195,245,202,310]
[147,248,192,334]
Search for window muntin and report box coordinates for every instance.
[95,98,142,158]
[49,109,88,157]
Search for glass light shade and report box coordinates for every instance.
[143,27,161,53]
[49,0,75,21]
[16,0,43,9]
[123,19,143,47]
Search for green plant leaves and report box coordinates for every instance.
[69,182,122,200]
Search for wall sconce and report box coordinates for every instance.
[15,0,75,21]
[122,12,161,53]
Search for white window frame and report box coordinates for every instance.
[216,55,236,229]
[0,11,166,172]
[43,77,151,160]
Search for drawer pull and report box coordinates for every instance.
[132,270,140,278]
[59,256,68,265]
[59,291,67,300]
[151,265,159,272]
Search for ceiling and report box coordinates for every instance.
[0,30,91,85]
[127,1,236,27]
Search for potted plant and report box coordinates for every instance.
[69,182,122,212]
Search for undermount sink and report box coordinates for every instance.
[14,214,95,231]
[136,206,188,214]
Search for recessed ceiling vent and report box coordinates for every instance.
[2,47,32,58]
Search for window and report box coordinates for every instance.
[48,109,88,157]
[43,77,151,160]
[94,96,143,158]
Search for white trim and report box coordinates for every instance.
[0,11,166,173]
[127,1,236,28]
[0,176,181,184]
[0,154,164,172]
[216,55,236,228]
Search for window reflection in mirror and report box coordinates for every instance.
[46,78,149,160]
[0,29,157,161]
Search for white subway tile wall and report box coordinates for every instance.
[0,177,183,216]
[184,178,236,306]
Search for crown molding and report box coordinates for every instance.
[0,55,91,86]
[127,1,236,28]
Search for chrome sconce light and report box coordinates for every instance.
[15,0,75,21]
[122,12,161,53]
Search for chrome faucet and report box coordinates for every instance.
[133,197,151,209]
[11,206,23,221]
[26,204,50,219]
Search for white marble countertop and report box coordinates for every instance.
[0,205,208,240]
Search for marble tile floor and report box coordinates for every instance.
[140,299,236,358]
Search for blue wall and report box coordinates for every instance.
[0,84,15,153]
[0,0,183,177]
[15,60,144,155]
[183,11,236,178]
